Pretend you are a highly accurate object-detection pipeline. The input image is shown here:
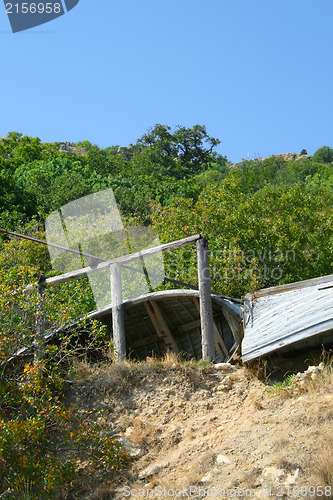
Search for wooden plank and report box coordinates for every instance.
[213,321,229,360]
[194,298,230,360]
[44,234,202,287]
[130,334,162,349]
[242,281,333,362]
[221,307,243,345]
[33,274,47,363]
[173,319,202,334]
[251,274,333,299]
[196,238,214,361]
[144,301,180,353]
[110,263,126,361]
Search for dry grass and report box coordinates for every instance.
[63,350,333,499]
[312,433,333,492]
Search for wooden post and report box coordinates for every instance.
[196,238,215,361]
[34,273,46,363]
[110,263,126,361]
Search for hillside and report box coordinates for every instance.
[1,129,333,498]
[66,355,333,499]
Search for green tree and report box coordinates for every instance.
[134,124,221,178]
[313,145,333,163]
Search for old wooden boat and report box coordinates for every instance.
[93,289,243,362]
[242,274,333,362]
[2,289,243,367]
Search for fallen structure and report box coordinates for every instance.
[242,274,333,362]
[90,289,242,362]
[3,224,333,367]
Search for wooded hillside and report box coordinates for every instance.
[0,126,332,497]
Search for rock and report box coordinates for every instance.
[118,437,144,458]
[138,461,170,479]
[164,388,175,396]
[295,363,325,383]
[285,468,300,486]
[200,472,213,483]
[216,454,231,465]
[216,384,231,392]
[261,466,285,484]
[216,377,233,391]
[213,363,234,371]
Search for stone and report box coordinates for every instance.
[213,363,234,371]
[138,461,170,479]
[216,454,231,465]
[200,472,213,483]
[118,437,144,458]
[164,388,175,396]
[262,466,285,484]
[285,468,300,486]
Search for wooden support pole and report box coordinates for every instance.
[34,273,46,363]
[196,238,215,361]
[110,263,126,361]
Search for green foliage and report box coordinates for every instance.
[134,123,222,179]
[267,374,296,393]
[1,125,333,494]
[0,360,128,498]
[0,236,127,498]
[76,139,99,152]
[150,178,333,297]
[313,145,333,164]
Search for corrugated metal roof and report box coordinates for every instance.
[242,274,333,362]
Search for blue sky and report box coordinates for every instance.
[1,0,332,163]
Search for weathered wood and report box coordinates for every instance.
[213,321,230,360]
[221,307,243,345]
[193,298,230,360]
[252,273,333,299]
[130,334,162,349]
[110,263,126,361]
[196,238,214,361]
[44,234,202,287]
[173,318,202,334]
[34,274,46,363]
[144,301,180,353]
[242,276,333,362]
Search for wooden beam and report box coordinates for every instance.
[222,307,243,345]
[144,301,180,353]
[34,274,46,363]
[196,238,214,361]
[44,234,202,287]
[213,322,230,361]
[110,263,126,361]
[193,299,229,361]
[173,318,202,334]
[130,334,162,349]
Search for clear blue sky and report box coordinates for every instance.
[1,0,332,163]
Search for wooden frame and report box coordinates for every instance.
[30,234,217,362]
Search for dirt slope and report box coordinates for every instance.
[68,357,333,499]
